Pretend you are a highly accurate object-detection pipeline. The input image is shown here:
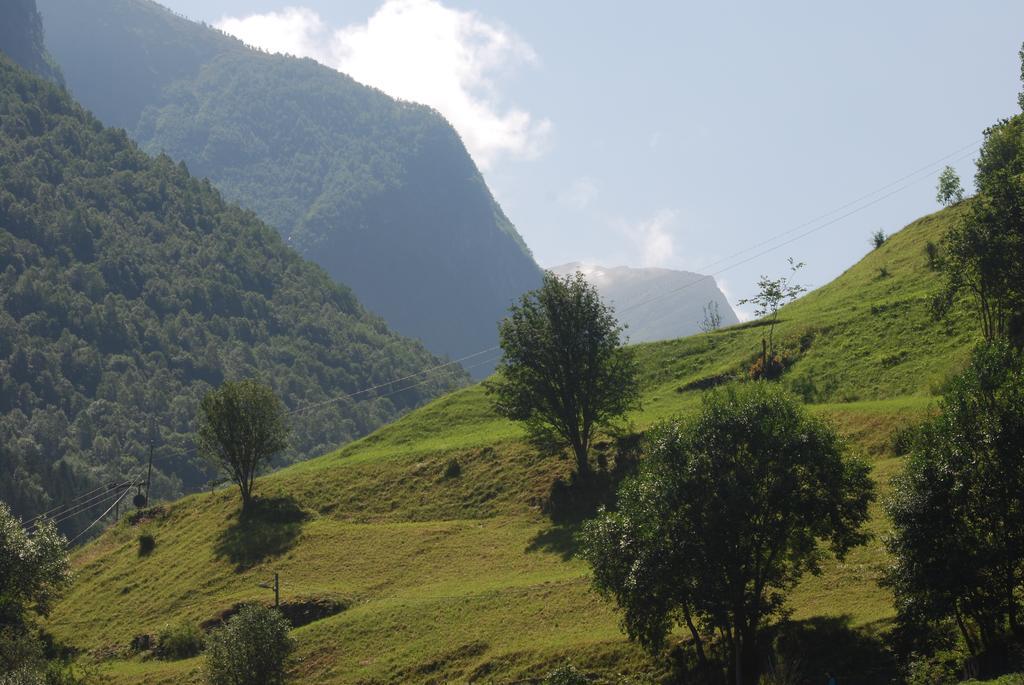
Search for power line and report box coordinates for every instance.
[619,144,980,316]
[30,139,979,533]
[65,480,139,546]
[25,478,137,529]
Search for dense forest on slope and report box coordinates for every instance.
[37,0,543,377]
[0,52,468,529]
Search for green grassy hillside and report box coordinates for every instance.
[47,205,980,683]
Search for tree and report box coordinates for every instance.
[197,380,290,509]
[580,383,874,685]
[487,271,640,476]
[885,340,1024,677]
[871,229,887,249]
[0,501,70,675]
[936,118,1024,347]
[936,165,964,207]
[737,258,806,371]
[699,300,722,333]
[205,604,294,685]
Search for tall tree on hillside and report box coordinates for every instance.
[936,165,964,207]
[936,115,1024,347]
[580,383,874,685]
[737,258,806,375]
[886,340,1024,677]
[487,271,639,476]
[197,380,290,509]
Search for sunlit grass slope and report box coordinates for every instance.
[49,205,979,683]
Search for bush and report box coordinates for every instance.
[443,458,461,479]
[541,664,589,685]
[205,605,293,685]
[138,533,155,557]
[156,621,203,660]
[872,229,887,249]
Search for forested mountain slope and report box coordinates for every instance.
[37,0,543,377]
[551,262,739,342]
[50,204,981,683]
[0,0,62,85]
[0,51,467,531]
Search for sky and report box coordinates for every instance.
[156,0,1024,318]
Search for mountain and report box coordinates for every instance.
[0,0,62,85]
[36,0,543,378]
[0,45,468,530]
[47,204,979,683]
[550,262,739,342]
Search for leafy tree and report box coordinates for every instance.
[580,383,874,685]
[871,229,887,249]
[936,165,964,207]
[885,340,1024,677]
[936,117,1024,346]
[0,501,70,676]
[197,381,290,509]
[205,604,294,685]
[737,258,807,371]
[487,271,639,476]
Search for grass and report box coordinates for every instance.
[47,205,981,683]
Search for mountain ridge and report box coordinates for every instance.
[37,0,543,377]
[550,261,739,343]
[0,43,467,530]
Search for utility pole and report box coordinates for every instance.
[258,572,280,608]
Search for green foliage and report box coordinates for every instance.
[541,664,590,684]
[937,117,1024,345]
[737,258,807,372]
[487,271,640,475]
[936,165,964,207]
[198,381,290,508]
[580,383,874,684]
[885,340,1024,677]
[0,501,70,676]
[205,604,293,685]
[38,0,542,373]
[155,620,203,660]
[872,229,888,249]
[0,55,467,532]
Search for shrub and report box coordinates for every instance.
[443,458,461,479]
[541,664,589,685]
[156,621,203,660]
[872,229,887,249]
[138,533,155,557]
[205,605,293,685]
[925,241,940,270]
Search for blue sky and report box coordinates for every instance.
[155,0,1024,318]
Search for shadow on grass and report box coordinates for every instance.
[214,496,309,571]
[768,615,897,685]
[525,524,578,561]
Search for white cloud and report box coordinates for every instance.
[216,1,550,170]
[626,210,678,268]
[559,177,598,211]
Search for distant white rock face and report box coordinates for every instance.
[549,263,739,343]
